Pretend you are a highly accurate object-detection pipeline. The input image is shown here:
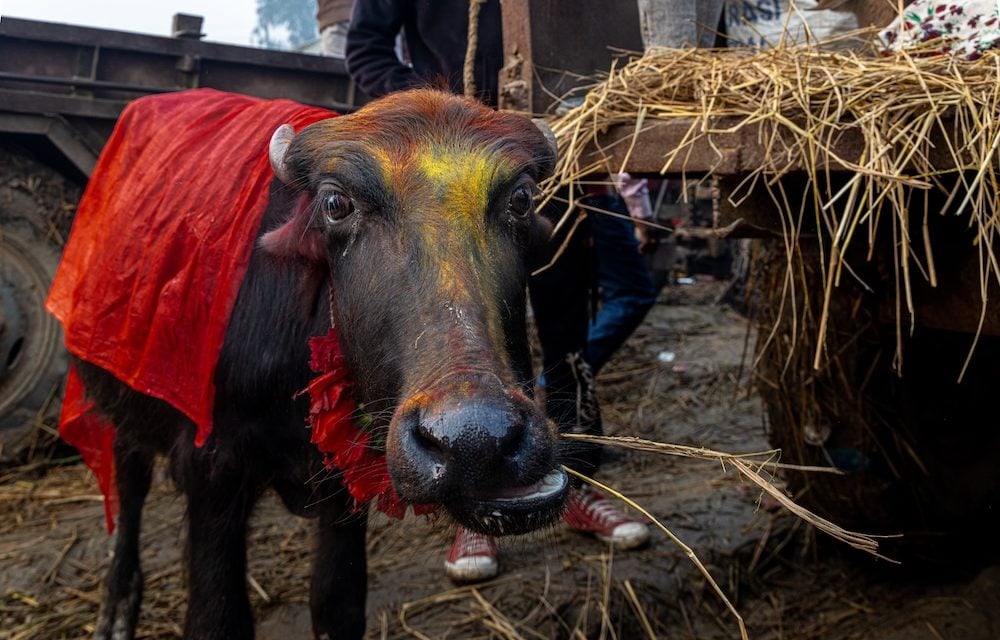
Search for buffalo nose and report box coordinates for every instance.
[389,397,546,504]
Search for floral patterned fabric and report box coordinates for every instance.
[879,0,1000,59]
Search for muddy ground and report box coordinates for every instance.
[2,279,999,639]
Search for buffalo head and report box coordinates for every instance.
[262,89,566,535]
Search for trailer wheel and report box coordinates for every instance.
[0,149,78,462]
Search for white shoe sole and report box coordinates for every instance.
[596,522,650,550]
[444,556,499,582]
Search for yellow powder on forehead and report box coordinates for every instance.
[362,142,516,377]
[415,145,496,220]
[414,145,510,363]
[437,259,472,297]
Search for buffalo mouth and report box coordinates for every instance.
[449,468,569,537]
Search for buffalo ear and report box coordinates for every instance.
[526,212,555,272]
[259,193,327,263]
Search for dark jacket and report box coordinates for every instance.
[345,0,503,106]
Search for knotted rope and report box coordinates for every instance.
[464,0,486,98]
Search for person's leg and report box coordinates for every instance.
[531,196,651,549]
[530,210,593,381]
[637,0,725,49]
[637,0,697,48]
[529,206,604,479]
[586,195,658,375]
[697,0,727,47]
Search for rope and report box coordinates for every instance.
[464,0,486,98]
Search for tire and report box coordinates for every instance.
[0,148,80,463]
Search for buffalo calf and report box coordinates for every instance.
[67,89,567,639]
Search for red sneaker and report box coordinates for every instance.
[444,525,499,582]
[563,486,650,549]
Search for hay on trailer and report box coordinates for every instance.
[538,35,1000,530]
[541,37,1000,375]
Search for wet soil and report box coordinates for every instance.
[2,279,998,639]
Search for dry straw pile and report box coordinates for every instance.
[542,36,1000,374]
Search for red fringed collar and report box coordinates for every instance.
[304,329,435,519]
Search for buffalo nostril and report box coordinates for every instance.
[499,415,528,459]
[414,422,448,462]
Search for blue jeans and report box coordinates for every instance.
[585,194,658,374]
[529,203,601,477]
[528,192,657,477]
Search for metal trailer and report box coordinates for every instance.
[0,14,363,459]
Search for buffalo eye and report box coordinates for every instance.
[321,190,355,224]
[507,184,534,219]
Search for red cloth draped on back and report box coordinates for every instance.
[46,89,334,530]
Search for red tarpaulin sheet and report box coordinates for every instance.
[46,88,334,530]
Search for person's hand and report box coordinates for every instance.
[634,220,653,254]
